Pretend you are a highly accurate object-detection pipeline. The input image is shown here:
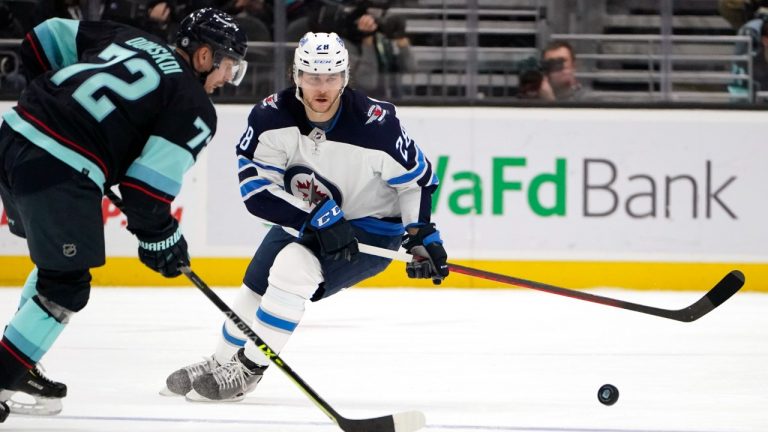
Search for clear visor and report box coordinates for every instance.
[215,52,248,87]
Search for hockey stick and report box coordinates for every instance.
[358,244,745,323]
[180,267,425,432]
[103,190,425,431]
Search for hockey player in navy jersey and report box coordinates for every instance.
[163,32,449,402]
[0,8,248,421]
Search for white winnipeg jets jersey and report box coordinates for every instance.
[235,88,438,236]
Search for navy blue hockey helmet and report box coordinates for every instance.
[176,8,248,85]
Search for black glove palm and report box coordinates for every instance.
[300,197,359,261]
[137,221,189,278]
[402,223,449,285]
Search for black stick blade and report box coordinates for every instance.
[338,411,426,432]
[706,270,745,308]
[678,270,745,322]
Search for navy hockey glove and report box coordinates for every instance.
[136,221,189,278]
[300,197,359,261]
[402,223,449,285]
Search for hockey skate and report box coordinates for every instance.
[186,349,267,402]
[0,365,67,416]
[161,355,219,396]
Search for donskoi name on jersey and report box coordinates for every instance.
[125,37,183,75]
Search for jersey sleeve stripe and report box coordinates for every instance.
[125,164,182,197]
[429,172,439,186]
[387,145,427,186]
[120,181,173,204]
[240,178,272,199]
[238,165,259,178]
[237,155,285,174]
[33,18,79,70]
[2,109,106,190]
[25,33,49,71]
[126,136,193,196]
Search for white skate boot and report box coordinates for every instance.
[161,356,219,396]
[186,348,267,402]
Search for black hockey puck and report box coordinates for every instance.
[597,384,619,406]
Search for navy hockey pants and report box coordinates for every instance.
[243,225,402,301]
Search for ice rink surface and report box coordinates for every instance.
[0,283,766,432]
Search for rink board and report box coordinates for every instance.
[0,255,764,292]
[1,103,767,290]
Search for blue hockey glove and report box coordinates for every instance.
[300,197,359,261]
[402,223,449,285]
[136,220,189,278]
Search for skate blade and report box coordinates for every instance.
[2,391,62,416]
[159,386,184,397]
[393,410,427,432]
[184,389,245,403]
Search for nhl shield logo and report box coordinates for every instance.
[63,244,77,257]
[309,127,326,144]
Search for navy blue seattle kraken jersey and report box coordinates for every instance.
[3,18,216,234]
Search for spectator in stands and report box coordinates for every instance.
[216,0,275,41]
[257,0,308,40]
[541,41,583,101]
[720,0,750,30]
[0,3,28,92]
[349,13,414,98]
[0,3,25,37]
[306,0,414,99]
[729,13,768,99]
[516,69,555,101]
[102,0,214,42]
[719,0,768,30]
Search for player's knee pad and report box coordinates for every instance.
[36,268,92,314]
[268,243,323,300]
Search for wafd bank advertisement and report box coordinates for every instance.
[1,103,766,289]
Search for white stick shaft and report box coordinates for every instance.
[358,243,414,263]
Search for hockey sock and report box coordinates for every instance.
[213,285,262,364]
[17,268,39,310]
[3,296,67,365]
[244,286,306,366]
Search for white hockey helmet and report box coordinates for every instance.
[293,32,350,88]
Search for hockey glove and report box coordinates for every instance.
[136,220,189,278]
[402,223,449,285]
[299,197,359,261]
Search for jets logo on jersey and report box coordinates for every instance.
[284,166,343,206]
[296,178,328,203]
[262,93,279,109]
[365,104,387,125]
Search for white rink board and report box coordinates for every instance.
[1,102,766,262]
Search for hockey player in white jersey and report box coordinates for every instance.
[163,32,449,402]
